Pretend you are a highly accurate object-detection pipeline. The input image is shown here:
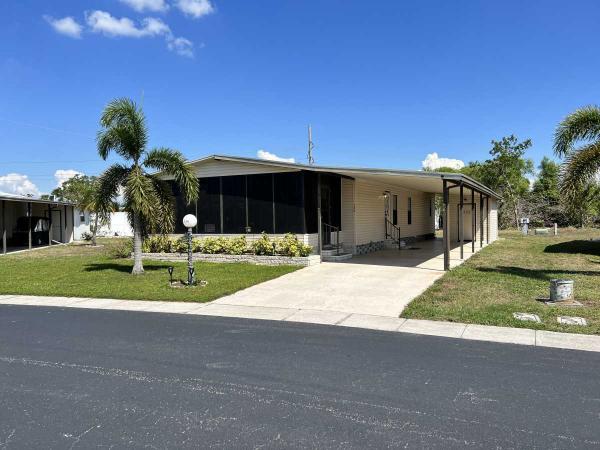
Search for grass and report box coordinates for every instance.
[0,239,300,303]
[402,228,600,335]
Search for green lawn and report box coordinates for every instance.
[0,239,300,302]
[402,229,600,334]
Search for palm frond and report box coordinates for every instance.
[559,141,600,199]
[124,165,159,218]
[97,98,148,161]
[147,176,176,234]
[97,164,130,211]
[143,147,199,204]
[553,105,600,157]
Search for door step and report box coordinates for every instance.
[322,253,353,262]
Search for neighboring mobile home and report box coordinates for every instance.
[0,193,76,254]
[161,155,500,270]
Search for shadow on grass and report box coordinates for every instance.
[544,240,600,256]
[477,266,600,281]
[84,263,172,273]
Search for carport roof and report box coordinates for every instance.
[187,155,501,199]
[0,192,74,206]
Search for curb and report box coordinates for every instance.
[1,294,599,353]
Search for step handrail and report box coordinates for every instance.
[385,218,402,250]
[322,222,341,256]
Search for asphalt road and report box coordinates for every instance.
[0,306,599,449]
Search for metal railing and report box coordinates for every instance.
[385,218,402,250]
[322,222,341,255]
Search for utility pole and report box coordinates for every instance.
[307,125,315,165]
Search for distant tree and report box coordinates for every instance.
[523,157,568,226]
[52,175,112,245]
[95,98,198,275]
[461,136,534,228]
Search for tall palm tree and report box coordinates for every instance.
[96,98,198,274]
[553,106,600,199]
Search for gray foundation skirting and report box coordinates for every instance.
[138,253,321,267]
[354,241,384,255]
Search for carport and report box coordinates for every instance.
[0,194,75,254]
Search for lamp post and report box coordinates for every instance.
[182,214,197,285]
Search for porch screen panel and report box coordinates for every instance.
[274,172,305,233]
[320,174,341,229]
[247,174,274,234]
[222,175,247,233]
[303,171,318,233]
[170,181,197,233]
[197,177,221,233]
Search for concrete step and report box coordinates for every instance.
[322,253,353,262]
[321,248,345,257]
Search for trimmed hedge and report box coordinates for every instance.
[141,233,312,257]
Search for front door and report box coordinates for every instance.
[462,205,473,241]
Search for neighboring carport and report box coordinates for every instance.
[0,194,75,254]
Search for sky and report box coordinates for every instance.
[1,0,599,195]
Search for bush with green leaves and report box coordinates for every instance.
[81,231,93,242]
[275,233,313,257]
[251,233,275,255]
[171,236,188,253]
[142,235,172,253]
[201,237,228,254]
[111,238,133,258]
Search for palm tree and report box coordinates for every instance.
[96,98,198,274]
[554,106,600,199]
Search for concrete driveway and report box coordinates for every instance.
[214,251,445,318]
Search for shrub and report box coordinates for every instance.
[224,235,247,255]
[142,235,172,253]
[111,238,133,258]
[201,237,228,254]
[192,238,203,253]
[172,236,188,253]
[275,233,313,257]
[81,231,93,241]
[251,233,274,255]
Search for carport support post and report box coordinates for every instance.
[479,193,484,248]
[485,196,490,244]
[1,200,6,254]
[459,183,464,259]
[27,202,32,250]
[317,173,323,260]
[48,205,52,246]
[471,188,475,253]
[442,180,450,271]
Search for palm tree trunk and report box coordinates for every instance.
[132,212,144,275]
[92,213,98,246]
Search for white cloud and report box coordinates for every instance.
[167,36,194,57]
[44,15,83,38]
[421,152,465,171]
[119,0,169,12]
[54,169,83,188]
[86,10,169,38]
[0,174,40,197]
[257,150,296,164]
[175,0,215,18]
[85,10,194,57]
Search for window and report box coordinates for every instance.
[408,197,412,225]
[79,212,86,223]
[274,172,305,233]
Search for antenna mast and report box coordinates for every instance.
[307,124,315,165]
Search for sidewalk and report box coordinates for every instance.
[1,294,599,353]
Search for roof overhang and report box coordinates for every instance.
[0,195,74,207]
[185,155,501,199]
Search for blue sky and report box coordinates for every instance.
[1,0,599,195]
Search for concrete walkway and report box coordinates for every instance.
[1,294,599,353]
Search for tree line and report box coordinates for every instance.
[431,106,600,229]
